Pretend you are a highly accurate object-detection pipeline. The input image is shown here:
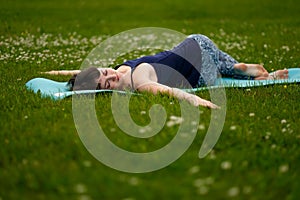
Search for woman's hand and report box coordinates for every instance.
[187,94,220,109]
[40,70,81,76]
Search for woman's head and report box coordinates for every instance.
[68,67,122,91]
[68,67,100,91]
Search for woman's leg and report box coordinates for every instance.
[188,34,222,86]
[189,34,253,82]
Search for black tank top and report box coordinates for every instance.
[118,38,202,89]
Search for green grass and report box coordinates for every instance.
[0,0,300,199]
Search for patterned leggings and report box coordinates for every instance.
[188,34,251,86]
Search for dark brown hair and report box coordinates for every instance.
[68,67,101,91]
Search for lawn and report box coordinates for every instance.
[0,0,299,199]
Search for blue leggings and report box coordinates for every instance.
[188,34,252,86]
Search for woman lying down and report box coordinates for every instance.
[44,34,288,109]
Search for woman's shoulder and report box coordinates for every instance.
[134,63,156,75]
[115,65,131,73]
[132,63,158,84]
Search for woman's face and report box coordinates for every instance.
[97,68,123,90]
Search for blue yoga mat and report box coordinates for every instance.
[26,68,300,100]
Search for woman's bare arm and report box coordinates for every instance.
[131,63,219,109]
[41,70,81,76]
[136,82,219,109]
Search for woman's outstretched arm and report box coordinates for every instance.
[136,82,219,109]
[41,70,81,76]
[131,63,219,109]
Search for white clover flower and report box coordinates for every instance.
[193,178,205,187]
[82,160,91,167]
[167,116,184,127]
[281,46,290,51]
[221,161,232,170]
[229,125,237,131]
[189,165,200,174]
[228,186,240,197]
[166,121,175,127]
[140,111,146,115]
[279,164,289,173]
[281,119,287,124]
[249,113,255,117]
[198,124,205,130]
[74,183,87,194]
[128,177,139,186]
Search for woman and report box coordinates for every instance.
[45,34,288,109]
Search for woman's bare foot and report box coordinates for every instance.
[255,69,289,80]
[234,63,268,78]
[234,63,289,80]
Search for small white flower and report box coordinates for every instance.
[191,121,197,126]
[281,119,287,124]
[229,125,237,131]
[193,178,205,187]
[138,128,146,134]
[110,128,116,132]
[198,124,205,130]
[282,46,290,51]
[279,164,289,173]
[166,121,175,127]
[128,177,139,186]
[167,116,184,127]
[140,111,146,115]
[189,166,200,174]
[265,135,270,140]
[249,113,255,117]
[83,160,91,167]
[197,186,209,195]
[221,161,232,170]
[228,186,240,197]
